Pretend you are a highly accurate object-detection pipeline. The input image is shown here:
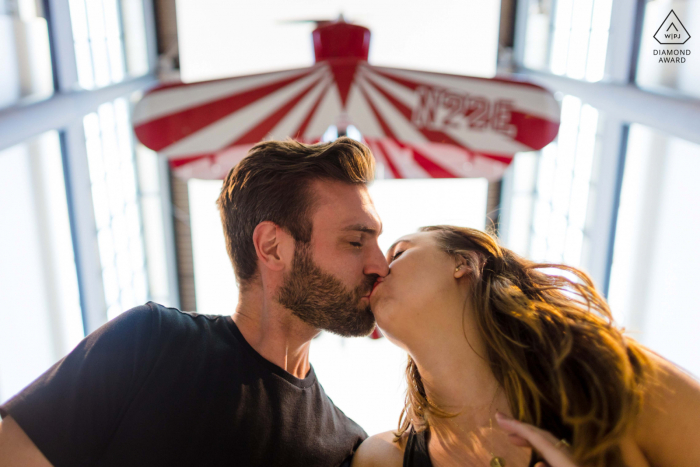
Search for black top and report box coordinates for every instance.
[403,427,539,467]
[0,302,367,467]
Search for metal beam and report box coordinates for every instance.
[0,76,157,151]
[518,70,700,146]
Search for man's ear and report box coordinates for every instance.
[252,221,292,273]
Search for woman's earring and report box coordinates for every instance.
[455,266,461,272]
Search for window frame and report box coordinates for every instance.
[0,0,177,334]
[506,0,700,295]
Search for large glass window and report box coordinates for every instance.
[503,95,603,269]
[522,0,613,82]
[608,125,700,377]
[84,97,149,320]
[68,0,149,90]
[635,0,699,99]
[0,0,54,109]
[0,131,83,401]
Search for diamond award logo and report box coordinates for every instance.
[654,10,691,44]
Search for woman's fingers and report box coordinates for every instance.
[506,433,531,448]
[495,412,578,467]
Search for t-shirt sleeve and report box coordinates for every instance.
[0,303,156,467]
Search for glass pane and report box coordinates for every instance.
[0,131,84,399]
[104,0,125,83]
[121,0,149,77]
[521,96,604,269]
[0,3,54,109]
[608,125,700,376]
[523,0,613,82]
[84,96,150,320]
[635,1,699,99]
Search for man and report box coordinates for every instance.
[0,137,389,466]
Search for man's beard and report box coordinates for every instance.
[276,242,377,337]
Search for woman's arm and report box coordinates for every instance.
[634,350,700,467]
[351,431,404,467]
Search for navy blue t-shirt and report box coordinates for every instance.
[0,302,366,466]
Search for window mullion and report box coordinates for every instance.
[44,0,79,92]
[62,120,109,333]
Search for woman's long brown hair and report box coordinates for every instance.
[395,226,657,467]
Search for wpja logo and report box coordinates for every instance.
[653,10,691,63]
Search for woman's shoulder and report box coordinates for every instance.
[351,430,407,467]
[633,349,700,466]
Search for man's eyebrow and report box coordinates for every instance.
[342,224,382,235]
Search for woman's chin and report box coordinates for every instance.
[369,300,397,337]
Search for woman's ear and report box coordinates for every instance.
[454,259,469,279]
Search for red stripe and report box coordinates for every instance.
[356,82,397,139]
[400,143,457,178]
[364,137,401,178]
[134,68,318,151]
[169,153,215,168]
[227,73,325,146]
[293,80,332,139]
[367,65,548,92]
[510,111,560,150]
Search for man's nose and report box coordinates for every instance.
[364,243,389,278]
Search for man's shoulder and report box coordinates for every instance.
[140,301,229,333]
[95,302,231,353]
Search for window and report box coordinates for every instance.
[608,125,700,377]
[0,0,54,109]
[635,0,699,99]
[84,97,149,320]
[522,0,613,82]
[0,131,83,401]
[68,0,149,90]
[502,95,603,268]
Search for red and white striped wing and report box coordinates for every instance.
[132,60,559,180]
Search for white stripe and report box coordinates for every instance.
[380,139,430,179]
[359,65,417,111]
[409,141,509,181]
[300,82,343,140]
[133,66,318,125]
[356,76,428,143]
[266,74,333,141]
[162,68,327,159]
[346,82,386,139]
[363,138,395,179]
[442,125,532,154]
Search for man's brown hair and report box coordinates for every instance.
[216,137,375,286]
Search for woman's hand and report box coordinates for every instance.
[495,412,579,467]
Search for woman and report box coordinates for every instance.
[352,226,700,467]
